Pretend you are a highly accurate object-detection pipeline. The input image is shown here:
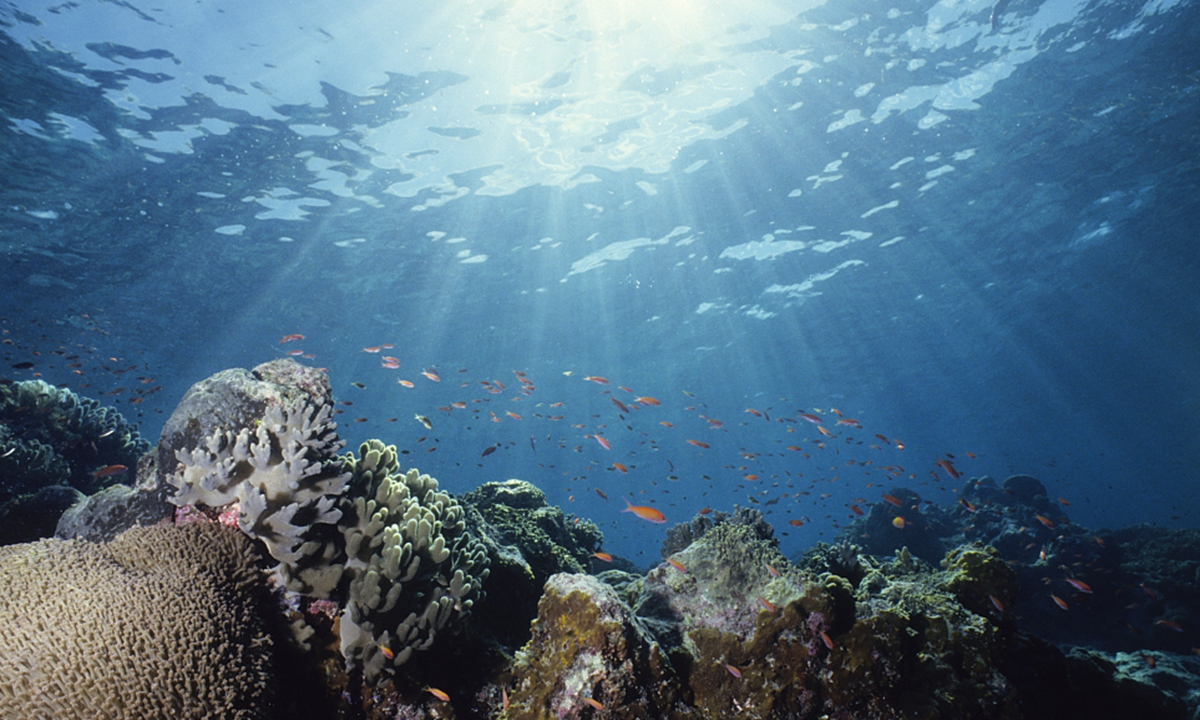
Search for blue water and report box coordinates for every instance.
[1,0,1197,566]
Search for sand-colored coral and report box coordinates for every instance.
[0,523,274,719]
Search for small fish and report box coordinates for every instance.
[1065,578,1092,594]
[279,334,305,343]
[799,413,822,424]
[381,361,400,369]
[725,664,743,679]
[667,557,687,572]
[817,426,834,438]
[595,488,609,500]
[581,697,604,710]
[882,494,903,507]
[990,595,1005,612]
[766,563,780,579]
[698,507,712,515]
[287,349,304,356]
[397,379,414,388]
[758,596,776,613]
[426,687,450,702]
[622,498,666,523]
[422,369,441,382]
[592,552,613,562]
[635,396,661,406]
[892,516,906,529]
[593,435,611,450]
[613,462,628,473]
[379,644,394,660]
[0,447,16,459]
[481,445,498,457]
[820,631,834,650]
[1035,515,1055,529]
[11,362,34,370]
[1051,594,1069,610]
[788,519,804,527]
[611,398,630,414]
[583,376,609,385]
[686,439,710,449]
[850,505,864,516]
[415,414,433,430]
[507,411,522,420]
[1155,619,1184,632]
[660,421,674,428]
[91,464,128,477]
[935,458,961,479]
[959,498,977,512]
[362,346,381,353]
[351,382,366,389]
[502,687,509,711]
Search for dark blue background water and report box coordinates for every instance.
[2,0,1197,565]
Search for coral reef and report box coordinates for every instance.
[161,362,491,686]
[660,504,774,559]
[0,523,278,719]
[0,378,148,543]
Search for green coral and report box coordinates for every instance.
[336,440,489,684]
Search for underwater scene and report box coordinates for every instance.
[1,0,1198,717]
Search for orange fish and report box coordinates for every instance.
[959,498,977,512]
[698,507,712,515]
[725,664,742,679]
[581,698,604,710]
[636,396,662,406]
[362,346,381,353]
[397,379,414,388]
[882,494,903,507]
[800,413,822,424]
[817,426,834,438]
[426,687,450,702]
[990,595,1005,612]
[820,631,834,650]
[850,505,864,516]
[686,439,710,449]
[660,421,674,428]
[592,552,613,562]
[934,458,960,479]
[91,464,128,477]
[593,435,611,450]
[1051,594,1069,610]
[613,462,628,473]
[892,516,906,529]
[788,519,804,527]
[502,687,509,711]
[743,474,758,481]
[623,498,666,523]
[1035,515,1055,529]
[835,418,861,428]
[1065,578,1092,594]
[279,334,304,344]
[507,411,522,420]
[1155,619,1184,632]
[758,596,776,613]
[421,369,441,382]
[584,376,609,385]
[667,558,686,572]
[766,563,780,578]
[380,361,400,369]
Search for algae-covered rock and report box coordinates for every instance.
[461,479,602,648]
[507,573,682,719]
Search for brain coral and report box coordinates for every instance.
[0,523,276,719]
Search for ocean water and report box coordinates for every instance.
[0,0,1197,570]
